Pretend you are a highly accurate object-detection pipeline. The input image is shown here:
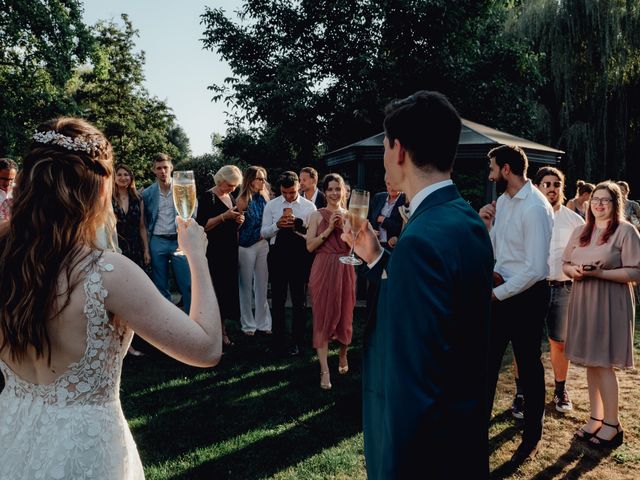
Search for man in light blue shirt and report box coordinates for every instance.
[142,154,191,312]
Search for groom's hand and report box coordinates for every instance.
[341,218,383,265]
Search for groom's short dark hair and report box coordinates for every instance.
[383,91,461,173]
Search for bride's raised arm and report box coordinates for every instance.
[104,217,222,367]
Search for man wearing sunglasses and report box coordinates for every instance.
[532,167,585,416]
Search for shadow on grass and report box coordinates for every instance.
[530,441,608,480]
[490,442,607,480]
[168,398,362,480]
[121,308,367,479]
[489,410,522,454]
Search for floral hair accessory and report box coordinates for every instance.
[32,130,101,154]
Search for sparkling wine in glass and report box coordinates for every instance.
[172,170,196,255]
[340,189,369,265]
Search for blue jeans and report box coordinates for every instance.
[149,235,191,313]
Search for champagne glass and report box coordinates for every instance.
[172,170,196,255]
[340,189,369,265]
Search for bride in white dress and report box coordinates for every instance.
[0,117,222,479]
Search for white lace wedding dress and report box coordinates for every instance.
[0,253,145,479]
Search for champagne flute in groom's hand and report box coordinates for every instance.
[339,189,369,265]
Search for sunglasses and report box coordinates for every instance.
[541,181,562,188]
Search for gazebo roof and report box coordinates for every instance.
[324,119,564,166]
[459,119,563,153]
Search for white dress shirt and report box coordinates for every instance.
[308,188,319,205]
[491,180,554,301]
[261,194,317,245]
[548,205,584,281]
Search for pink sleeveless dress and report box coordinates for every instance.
[309,208,356,348]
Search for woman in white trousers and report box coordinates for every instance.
[236,166,272,335]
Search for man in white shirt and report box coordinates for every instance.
[261,171,316,356]
[479,145,554,464]
[299,166,327,208]
[534,166,584,411]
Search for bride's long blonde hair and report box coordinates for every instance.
[0,117,114,362]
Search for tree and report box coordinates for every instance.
[0,0,93,156]
[200,1,543,171]
[73,15,184,185]
[510,0,640,191]
[167,124,192,162]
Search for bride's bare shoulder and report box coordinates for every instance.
[98,251,159,301]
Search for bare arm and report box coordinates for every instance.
[582,267,640,283]
[203,207,243,232]
[306,211,337,252]
[104,218,222,367]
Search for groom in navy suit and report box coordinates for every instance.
[349,91,494,479]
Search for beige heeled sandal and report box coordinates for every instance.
[320,371,332,390]
[338,356,349,374]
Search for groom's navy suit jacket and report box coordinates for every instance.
[363,184,493,479]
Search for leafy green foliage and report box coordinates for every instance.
[0,0,93,156]
[510,0,640,192]
[175,153,224,195]
[73,15,185,186]
[0,8,191,181]
[200,1,543,172]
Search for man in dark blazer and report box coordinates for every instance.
[299,166,327,208]
[348,91,494,479]
[368,177,406,249]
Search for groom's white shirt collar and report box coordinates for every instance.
[367,179,453,269]
[408,179,453,217]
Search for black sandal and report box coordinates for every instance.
[574,416,603,441]
[589,421,624,449]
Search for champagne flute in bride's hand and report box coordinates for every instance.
[340,189,369,265]
[172,170,196,256]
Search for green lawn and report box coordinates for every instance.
[123,308,640,479]
[122,308,368,480]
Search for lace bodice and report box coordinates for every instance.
[0,252,129,405]
[0,252,144,479]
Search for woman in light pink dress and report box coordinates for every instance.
[306,174,356,390]
[563,181,640,449]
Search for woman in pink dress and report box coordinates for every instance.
[562,181,640,449]
[306,173,356,390]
